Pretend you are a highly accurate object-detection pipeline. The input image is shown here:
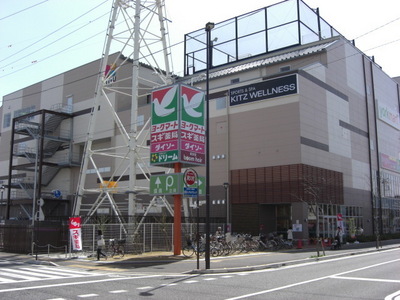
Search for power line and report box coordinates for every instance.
[2,4,400,104]
[354,16,400,40]
[0,12,108,73]
[0,29,105,81]
[0,0,109,66]
[0,0,49,21]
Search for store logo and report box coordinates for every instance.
[153,85,177,118]
[181,86,204,124]
[378,102,400,130]
[182,91,203,118]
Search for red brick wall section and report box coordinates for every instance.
[230,164,343,205]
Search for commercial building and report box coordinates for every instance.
[1,0,399,243]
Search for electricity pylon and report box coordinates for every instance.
[73,0,174,230]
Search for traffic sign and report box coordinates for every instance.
[53,190,62,198]
[184,187,198,197]
[150,173,205,196]
[150,174,180,195]
[184,169,197,186]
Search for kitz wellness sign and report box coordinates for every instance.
[229,74,298,106]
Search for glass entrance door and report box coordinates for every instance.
[322,216,337,238]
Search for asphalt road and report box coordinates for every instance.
[0,246,399,299]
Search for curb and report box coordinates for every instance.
[188,244,400,274]
[26,259,59,267]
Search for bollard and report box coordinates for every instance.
[297,239,303,249]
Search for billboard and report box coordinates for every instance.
[150,84,205,167]
[229,74,298,106]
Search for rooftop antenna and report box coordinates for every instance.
[73,0,174,233]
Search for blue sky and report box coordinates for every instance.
[1,0,400,106]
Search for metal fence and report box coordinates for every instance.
[0,222,221,255]
[79,222,215,255]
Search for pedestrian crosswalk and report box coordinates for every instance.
[0,266,104,283]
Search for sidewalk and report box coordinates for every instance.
[4,239,400,274]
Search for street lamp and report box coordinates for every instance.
[223,182,230,232]
[205,21,214,270]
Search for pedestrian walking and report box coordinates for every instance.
[97,230,107,260]
[287,228,293,241]
[335,226,343,248]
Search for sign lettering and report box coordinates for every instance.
[229,74,298,106]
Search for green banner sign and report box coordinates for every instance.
[150,174,205,196]
[150,84,205,168]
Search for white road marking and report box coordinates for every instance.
[34,266,102,276]
[183,280,198,284]
[77,294,98,298]
[203,278,217,281]
[109,290,128,293]
[0,271,40,281]
[0,275,161,293]
[331,275,400,283]
[5,268,60,278]
[225,258,400,300]
[0,276,19,283]
[0,267,106,283]
[137,286,153,290]
[217,248,400,276]
[385,290,400,300]
[19,267,82,277]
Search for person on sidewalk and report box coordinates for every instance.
[287,228,293,241]
[97,230,107,260]
[335,226,343,249]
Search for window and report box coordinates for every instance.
[215,97,227,110]
[137,115,144,126]
[3,113,11,128]
[14,106,35,118]
[86,167,110,174]
[66,95,73,113]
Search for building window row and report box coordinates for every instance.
[2,106,36,129]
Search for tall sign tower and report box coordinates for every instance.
[150,84,205,254]
[73,0,173,229]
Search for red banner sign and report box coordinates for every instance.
[69,217,82,251]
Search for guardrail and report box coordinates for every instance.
[31,242,68,259]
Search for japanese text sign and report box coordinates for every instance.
[150,84,205,167]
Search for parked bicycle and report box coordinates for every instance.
[108,238,125,258]
[210,233,234,256]
[182,235,206,258]
[256,234,278,251]
[272,234,293,250]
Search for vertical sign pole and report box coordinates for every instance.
[205,21,214,270]
[196,182,200,269]
[173,162,182,255]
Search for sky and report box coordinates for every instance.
[1,0,400,106]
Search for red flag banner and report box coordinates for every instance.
[69,217,82,251]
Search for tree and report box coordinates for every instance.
[293,176,330,257]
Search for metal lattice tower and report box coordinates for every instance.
[73,0,174,229]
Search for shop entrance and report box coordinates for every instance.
[322,216,337,238]
[259,204,292,238]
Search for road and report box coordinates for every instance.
[0,248,399,299]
